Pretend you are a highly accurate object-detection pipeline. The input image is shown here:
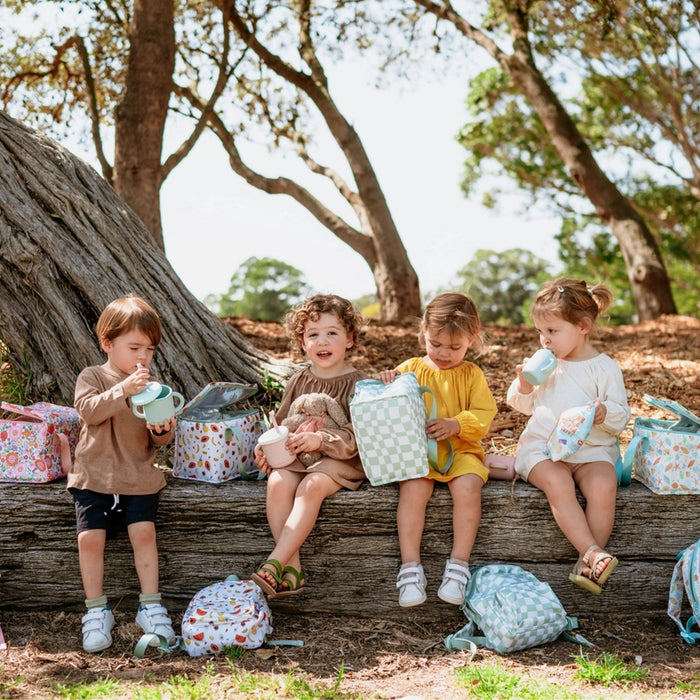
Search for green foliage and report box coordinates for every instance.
[553,219,636,325]
[225,664,359,699]
[450,248,552,324]
[216,257,309,322]
[0,342,32,405]
[458,67,571,204]
[132,672,215,700]
[554,214,699,322]
[573,652,650,686]
[351,293,380,319]
[53,677,123,699]
[454,659,580,699]
[454,2,700,319]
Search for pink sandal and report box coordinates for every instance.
[569,545,618,594]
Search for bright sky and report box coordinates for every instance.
[4,4,562,305]
[160,71,561,304]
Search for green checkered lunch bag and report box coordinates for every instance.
[350,372,453,486]
[444,564,589,654]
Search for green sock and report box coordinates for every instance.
[85,594,108,610]
[139,592,162,606]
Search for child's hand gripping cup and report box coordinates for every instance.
[521,349,557,385]
[257,424,296,468]
[132,382,185,424]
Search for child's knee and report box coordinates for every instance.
[127,521,156,547]
[399,478,434,506]
[449,474,483,504]
[78,529,105,555]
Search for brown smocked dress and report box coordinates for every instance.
[273,366,369,490]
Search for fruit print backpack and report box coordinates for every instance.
[181,577,272,657]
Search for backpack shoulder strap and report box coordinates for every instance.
[444,621,480,654]
[668,542,700,644]
[559,616,593,647]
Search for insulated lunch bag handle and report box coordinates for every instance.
[419,386,454,475]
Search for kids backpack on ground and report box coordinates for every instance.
[173,383,264,483]
[444,564,590,654]
[180,577,273,657]
[0,401,81,483]
[668,538,700,643]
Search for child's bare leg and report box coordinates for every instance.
[575,461,618,577]
[255,469,305,588]
[447,473,483,562]
[266,471,341,574]
[397,478,434,563]
[128,521,159,594]
[266,468,305,546]
[77,529,107,600]
[528,460,598,556]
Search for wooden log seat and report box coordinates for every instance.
[1,476,698,624]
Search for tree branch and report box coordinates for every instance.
[58,36,113,185]
[163,6,233,181]
[179,84,375,262]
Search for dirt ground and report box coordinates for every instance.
[1,314,699,698]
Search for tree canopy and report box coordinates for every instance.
[214,256,310,321]
[454,0,699,317]
[1,0,694,323]
[450,248,551,325]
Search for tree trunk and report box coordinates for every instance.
[502,34,677,320]
[2,478,695,620]
[416,0,677,321]
[225,3,422,323]
[0,111,293,404]
[113,0,175,250]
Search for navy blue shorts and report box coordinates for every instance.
[70,488,160,539]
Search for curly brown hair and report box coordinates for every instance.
[285,294,364,357]
[531,278,613,326]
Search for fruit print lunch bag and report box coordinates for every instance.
[173,383,263,483]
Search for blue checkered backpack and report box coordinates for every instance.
[668,539,700,643]
[444,564,590,654]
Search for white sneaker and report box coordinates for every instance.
[135,604,176,645]
[82,606,115,653]
[396,562,427,607]
[437,558,471,605]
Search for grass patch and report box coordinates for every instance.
[675,674,700,694]
[226,665,365,699]
[53,677,123,698]
[573,651,650,686]
[454,660,579,699]
[132,672,215,700]
[0,342,31,406]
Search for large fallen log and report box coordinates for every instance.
[1,477,697,624]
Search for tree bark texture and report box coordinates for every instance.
[113,0,175,250]
[0,110,293,403]
[1,477,696,622]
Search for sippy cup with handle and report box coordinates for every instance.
[132,381,184,424]
[521,349,557,385]
[257,424,296,468]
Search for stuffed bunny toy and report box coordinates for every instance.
[282,392,349,467]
